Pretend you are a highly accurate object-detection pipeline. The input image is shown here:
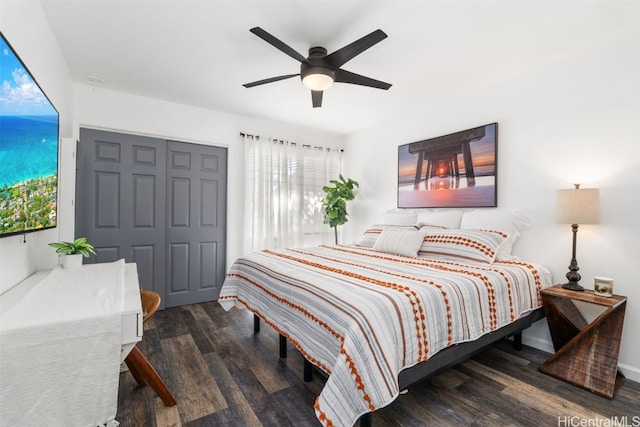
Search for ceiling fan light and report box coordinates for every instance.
[301,68,335,91]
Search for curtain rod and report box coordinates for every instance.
[240,132,343,152]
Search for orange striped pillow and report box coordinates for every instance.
[418,228,507,263]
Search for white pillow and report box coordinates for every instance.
[460,209,532,261]
[372,228,426,257]
[377,209,417,225]
[418,228,507,264]
[355,225,419,248]
[416,210,463,228]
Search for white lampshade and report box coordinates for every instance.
[556,184,600,224]
[302,73,334,91]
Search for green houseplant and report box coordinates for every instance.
[49,237,96,269]
[321,174,359,244]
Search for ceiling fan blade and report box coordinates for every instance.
[243,74,299,88]
[250,27,310,64]
[311,90,323,108]
[334,69,392,90]
[324,29,387,69]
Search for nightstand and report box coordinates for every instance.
[538,284,627,399]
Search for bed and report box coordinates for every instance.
[219,217,552,426]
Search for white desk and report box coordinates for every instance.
[0,260,143,427]
[0,262,143,359]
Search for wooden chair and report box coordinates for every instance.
[124,290,177,406]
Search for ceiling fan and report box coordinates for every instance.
[242,27,392,108]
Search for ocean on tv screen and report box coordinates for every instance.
[0,115,58,234]
[1,115,58,186]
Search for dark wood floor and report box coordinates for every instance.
[117,301,640,427]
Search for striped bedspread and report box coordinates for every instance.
[218,245,551,426]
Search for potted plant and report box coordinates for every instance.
[321,174,359,244]
[49,237,96,269]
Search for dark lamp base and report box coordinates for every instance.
[562,282,585,291]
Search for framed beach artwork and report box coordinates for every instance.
[397,123,497,208]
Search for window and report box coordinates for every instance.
[243,136,342,253]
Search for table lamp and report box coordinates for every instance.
[556,184,600,291]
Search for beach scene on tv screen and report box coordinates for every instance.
[0,35,58,235]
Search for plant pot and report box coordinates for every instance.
[60,254,83,269]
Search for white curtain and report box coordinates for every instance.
[243,135,342,253]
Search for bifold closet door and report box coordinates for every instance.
[76,129,227,308]
[165,140,227,307]
[76,128,167,301]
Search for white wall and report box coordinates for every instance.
[0,0,74,293]
[343,27,640,381]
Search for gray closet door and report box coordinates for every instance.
[165,140,227,307]
[76,128,167,300]
[76,129,227,308]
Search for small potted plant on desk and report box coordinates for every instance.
[49,237,96,269]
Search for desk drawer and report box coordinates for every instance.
[122,311,143,345]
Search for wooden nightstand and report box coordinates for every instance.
[538,284,627,399]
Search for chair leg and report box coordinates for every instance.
[125,351,147,386]
[124,346,177,407]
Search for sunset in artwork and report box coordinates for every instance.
[398,123,497,208]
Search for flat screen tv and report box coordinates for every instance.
[0,32,59,237]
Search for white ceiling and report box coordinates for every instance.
[40,1,637,135]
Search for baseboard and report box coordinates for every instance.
[619,363,640,383]
[521,333,554,355]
